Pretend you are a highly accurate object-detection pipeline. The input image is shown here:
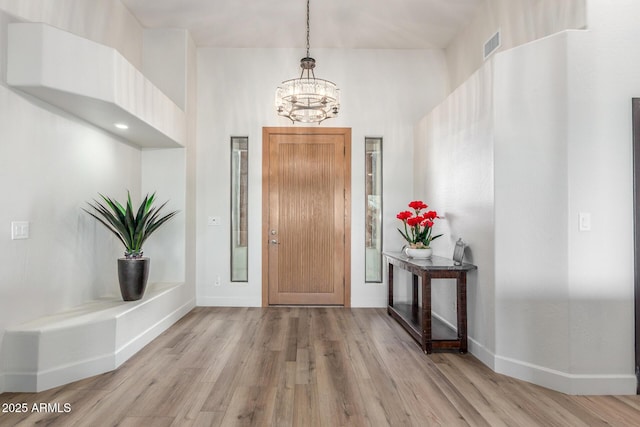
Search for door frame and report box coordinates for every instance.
[262,127,351,307]
[632,98,640,394]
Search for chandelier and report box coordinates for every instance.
[275,0,340,124]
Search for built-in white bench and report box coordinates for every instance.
[2,283,193,392]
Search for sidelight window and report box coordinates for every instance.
[365,137,382,282]
[231,137,248,282]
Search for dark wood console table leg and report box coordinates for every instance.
[422,271,432,354]
[457,272,468,353]
[387,262,394,309]
[411,274,419,322]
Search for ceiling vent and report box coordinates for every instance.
[483,30,501,60]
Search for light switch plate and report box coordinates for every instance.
[579,212,591,231]
[11,221,29,239]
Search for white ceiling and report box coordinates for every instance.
[121,0,483,49]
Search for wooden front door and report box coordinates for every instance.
[262,127,351,306]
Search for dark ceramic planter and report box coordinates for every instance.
[117,257,150,301]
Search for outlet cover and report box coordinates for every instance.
[11,221,29,240]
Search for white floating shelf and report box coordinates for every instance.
[7,23,186,148]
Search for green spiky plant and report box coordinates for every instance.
[84,191,179,259]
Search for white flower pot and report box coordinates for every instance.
[404,247,432,259]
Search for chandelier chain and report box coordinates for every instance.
[306,0,310,58]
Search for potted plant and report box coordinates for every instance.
[84,191,179,301]
[396,200,442,259]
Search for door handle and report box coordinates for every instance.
[270,239,280,245]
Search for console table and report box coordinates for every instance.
[384,252,477,354]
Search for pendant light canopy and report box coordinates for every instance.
[275,0,340,124]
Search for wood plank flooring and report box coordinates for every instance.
[1,307,640,426]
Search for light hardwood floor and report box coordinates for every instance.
[1,307,640,426]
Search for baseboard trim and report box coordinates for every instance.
[494,354,637,395]
[468,336,496,370]
[431,312,635,395]
[197,296,261,307]
[351,297,387,308]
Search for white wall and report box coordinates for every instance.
[196,48,449,307]
[494,22,636,394]
[143,29,189,110]
[140,29,196,289]
[414,61,495,366]
[184,33,199,306]
[141,27,198,308]
[565,0,637,389]
[493,0,639,394]
[0,3,196,393]
[416,0,640,395]
[493,32,572,388]
[141,149,186,283]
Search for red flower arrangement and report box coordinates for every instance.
[396,200,442,248]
